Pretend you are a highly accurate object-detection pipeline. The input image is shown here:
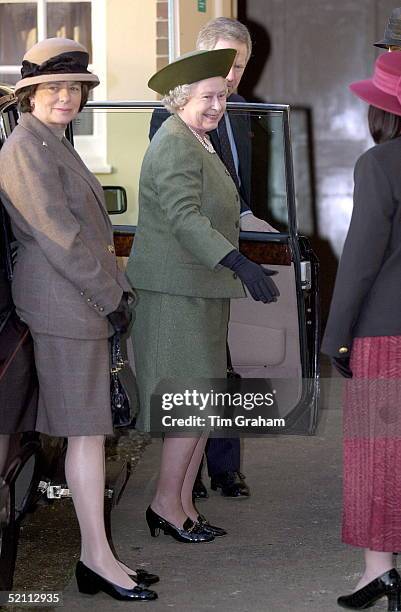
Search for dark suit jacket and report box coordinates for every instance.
[149,93,252,213]
[322,136,401,357]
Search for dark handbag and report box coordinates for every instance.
[110,333,139,428]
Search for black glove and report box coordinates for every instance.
[107,292,133,335]
[332,356,353,378]
[220,250,280,304]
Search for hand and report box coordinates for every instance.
[240,213,278,233]
[238,261,280,303]
[332,356,353,378]
[220,250,280,304]
[107,292,133,335]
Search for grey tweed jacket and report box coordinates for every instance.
[0,112,130,339]
[127,114,245,299]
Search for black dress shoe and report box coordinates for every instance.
[210,471,250,498]
[145,506,215,543]
[192,476,208,499]
[75,561,158,601]
[197,513,227,536]
[337,568,401,610]
[129,568,159,586]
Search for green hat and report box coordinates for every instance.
[148,48,236,95]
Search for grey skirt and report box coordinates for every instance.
[31,332,113,437]
[132,289,229,432]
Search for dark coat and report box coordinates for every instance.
[149,93,252,213]
[322,136,401,357]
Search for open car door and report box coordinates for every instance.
[72,101,319,435]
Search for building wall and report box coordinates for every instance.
[175,0,237,55]
[106,0,157,100]
[93,1,158,226]
[95,0,238,227]
[238,0,396,258]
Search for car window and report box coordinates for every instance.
[73,103,295,234]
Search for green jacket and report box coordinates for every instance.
[127,114,246,299]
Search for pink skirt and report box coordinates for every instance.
[343,335,401,551]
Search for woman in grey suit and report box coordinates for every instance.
[127,49,279,543]
[0,38,157,601]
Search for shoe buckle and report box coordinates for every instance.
[186,520,200,534]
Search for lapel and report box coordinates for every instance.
[18,113,111,229]
[226,95,250,181]
[209,95,249,172]
[209,128,221,156]
[61,137,106,204]
[229,114,250,189]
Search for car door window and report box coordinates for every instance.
[73,102,319,435]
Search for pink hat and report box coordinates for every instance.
[349,51,401,116]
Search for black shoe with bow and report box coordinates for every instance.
[146,506,214,543]
[197,513,227,536]
[129,568,160,586]
[337,568,401,610]
[75,561,158,601]
[210,471,250,498]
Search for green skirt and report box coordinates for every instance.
[132,289,229,432]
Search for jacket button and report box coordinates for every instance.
[338,346,349,354]
[233,273,238,279]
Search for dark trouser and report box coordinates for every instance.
[202,341,240,478]
[205,437,240,477]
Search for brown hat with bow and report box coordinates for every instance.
[15,37,99,93]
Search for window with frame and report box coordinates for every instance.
[0,0,109,172]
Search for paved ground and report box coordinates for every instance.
[57,371,389,612]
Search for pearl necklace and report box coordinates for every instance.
[188,126,215,154]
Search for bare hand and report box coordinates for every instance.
[240,213,278,233]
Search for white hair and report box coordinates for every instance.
[161,83,193,113]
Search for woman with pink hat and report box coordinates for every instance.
[322,52,401,610]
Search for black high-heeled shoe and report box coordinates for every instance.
[337,568,401,610]
[197,513,227,537]
[75,561,158,601]
[146,506,214,543]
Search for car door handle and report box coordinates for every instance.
[300,261,312,290]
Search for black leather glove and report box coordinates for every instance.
[332,356,353,378]
[107,292,133,335]
[220,250,280,304]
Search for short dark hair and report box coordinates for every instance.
[16,82,90,113]
[368,104,401,144]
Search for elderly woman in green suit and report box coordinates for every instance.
[127,49,279,542]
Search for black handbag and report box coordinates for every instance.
[110,333,139,428]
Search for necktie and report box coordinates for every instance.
[218,115,240,191]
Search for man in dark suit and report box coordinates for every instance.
[149,18,276,498]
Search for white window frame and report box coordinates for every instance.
[0,0,110,173]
